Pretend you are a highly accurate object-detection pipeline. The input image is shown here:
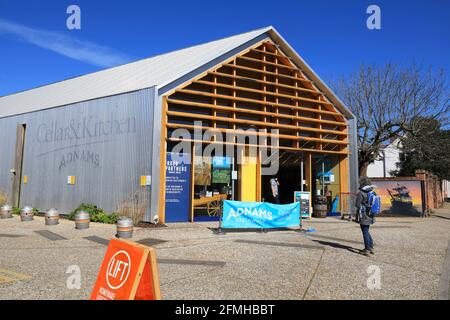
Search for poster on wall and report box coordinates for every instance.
[373,180,424,216]
[194,156,211,186]
[212,157,232,184]
[165,152,191,222]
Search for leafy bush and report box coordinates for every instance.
[95,212,119,224]
[11,207,40,215]
[69,203,118,224]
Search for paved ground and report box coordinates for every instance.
[1,204,449,300]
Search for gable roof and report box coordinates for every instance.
[0,26,354,119]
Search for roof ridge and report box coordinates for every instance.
[134,26,273,64]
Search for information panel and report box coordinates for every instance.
[294,191,311,218]
[165,152,191,222]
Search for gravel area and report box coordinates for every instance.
[0,204,449,300]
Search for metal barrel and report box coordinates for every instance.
[313,204,328,218]
[116,217,133,239]
[20,206,34,222]
[313,196,328,218]
[0,204,13,219]
[75,211,90,230]
[45,208,60,226]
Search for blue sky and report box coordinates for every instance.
[0,0,449,96]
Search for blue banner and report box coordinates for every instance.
[165,152,191,222]
[222,201,300,229]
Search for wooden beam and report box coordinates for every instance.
[226,63,312,86]
[162,39,269,98]
[295,73,300,149]
[230,54,342,120]
[210,71,321,98]
[236,54,311,75]
[166,123,349,145]
[166,110,348,136]
[167,137,350,155]
[257,149,262,202]
[339,154,350,212]
[305,152,312,193]
[12,124,26,207]
[167,99,347,127]
[192,81,332,107]
[237,55,299,72]
[190,144,195,222]
[232,61,237,133]
[262,46,268,130]
[176,89,342,117]
[250,48,295,62]
[158,98,168,224]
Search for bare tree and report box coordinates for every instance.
[335,63,449,176]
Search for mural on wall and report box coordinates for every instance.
[373,180,424,216]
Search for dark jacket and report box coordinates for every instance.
[355,185,376,226]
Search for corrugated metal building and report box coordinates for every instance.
[0,26,358,223]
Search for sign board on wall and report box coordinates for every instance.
[90,239,161,300]
[67,176,76,185]
[140,175,151,187]
[165,152,191,222]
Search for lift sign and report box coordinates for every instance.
[106,250,131,289]
[90,239,161,300]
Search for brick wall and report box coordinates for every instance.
[415,170,443,213]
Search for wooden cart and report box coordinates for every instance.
[193,194,228,217]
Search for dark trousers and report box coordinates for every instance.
[273,195,280,204]
[360,225,373,250]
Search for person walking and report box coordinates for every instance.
[356,176,376,257]
[270,176,280,204]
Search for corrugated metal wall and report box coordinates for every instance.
[0,88,156,219]
[348,118,359,205]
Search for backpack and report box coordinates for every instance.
[367,190,381,215]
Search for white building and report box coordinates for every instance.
[367,139,402,178]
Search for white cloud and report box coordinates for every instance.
[0,18,133,68]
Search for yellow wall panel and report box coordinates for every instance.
[240,157,258,202]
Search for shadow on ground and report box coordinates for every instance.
[312,239,362,255]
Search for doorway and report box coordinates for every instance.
[12,124,26,207]
[311,154,341,213]
[262,151,304,204]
